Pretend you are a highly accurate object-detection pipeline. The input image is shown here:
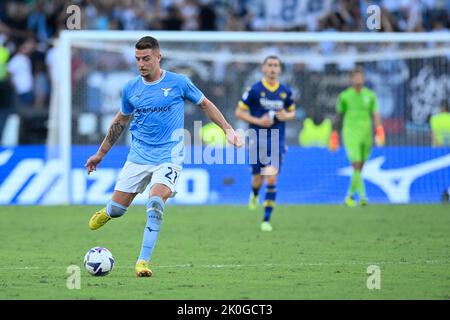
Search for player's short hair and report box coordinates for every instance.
[263,55,282,65]
[441,100,449,112]
[351,66,365,76]
[263,56,283,70]
[135,36,160,51]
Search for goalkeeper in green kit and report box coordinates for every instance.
[329,67,385,207]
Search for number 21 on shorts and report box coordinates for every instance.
[164,166,180,185]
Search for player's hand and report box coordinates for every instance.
[85,152,105,175]
[258,115,274,128]
[226,129,244,148]
[375,126,385,146]
[275,109,289,121]
[328,130,340,152]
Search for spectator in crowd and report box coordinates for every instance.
[7,38,36,109]
[112,0,150,30]
[26,0,61,45]
[429,99,450,203]
[430,100,450,146]
[161,5,184,30]
[198,0,217,31]
[32,58,50,110]
[299,112,332,148]
[0,1,34,42]
[0,0,449,146]
[2,0,449,34]
[0,41,12,137]
[0,42,10,93]
[179,0,199,30]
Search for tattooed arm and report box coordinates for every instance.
[85,111,131,175]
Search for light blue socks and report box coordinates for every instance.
[138,196,165,261]
[106,200,127,218]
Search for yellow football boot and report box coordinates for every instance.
[135,259,153,277]
[248,193,259,211]
[344,196,357,207]
[88,207,111,230]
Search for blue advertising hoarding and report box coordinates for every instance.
[0,146,449,205]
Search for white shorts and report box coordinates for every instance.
[115,161,182,197]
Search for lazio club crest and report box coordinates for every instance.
[162,88,172,97]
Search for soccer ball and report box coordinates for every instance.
[83,247,115,276]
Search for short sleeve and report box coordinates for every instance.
[337,93,346,113]
[284,88,296,112]
[238,87,255,111]
[182,75,205,105]
[121,84,134,115]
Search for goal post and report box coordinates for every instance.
[55,31,450,205]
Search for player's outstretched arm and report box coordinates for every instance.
[85,111,131,174]
[199,98,243,147]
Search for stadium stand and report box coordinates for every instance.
[0,0,449,145]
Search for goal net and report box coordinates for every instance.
[52,31,450,205]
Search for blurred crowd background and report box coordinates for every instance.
[0,0,450,146]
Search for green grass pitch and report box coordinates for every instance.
[0,204,449,299]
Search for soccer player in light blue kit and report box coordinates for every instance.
[85,36,243,277]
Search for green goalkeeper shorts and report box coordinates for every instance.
[343,137,372,163]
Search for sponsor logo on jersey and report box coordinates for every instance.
[136,105,172,114]
[259,97,284,110]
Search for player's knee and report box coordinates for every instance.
[252,174,264,186]
[146,196,165,221]
[106,200,128,218]
[266,175,278,185]
[150,184,171,202]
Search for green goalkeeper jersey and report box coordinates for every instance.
[337,86,379,141]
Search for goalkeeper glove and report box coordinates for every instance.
[329,130,339,152]
[375,126,385,146]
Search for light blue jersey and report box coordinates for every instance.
[121,70,204,165]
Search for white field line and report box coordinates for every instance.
[0,260,448,271]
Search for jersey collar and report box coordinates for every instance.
[351,86,365,94]
[141,69,166,85]
[262,78,280,92]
